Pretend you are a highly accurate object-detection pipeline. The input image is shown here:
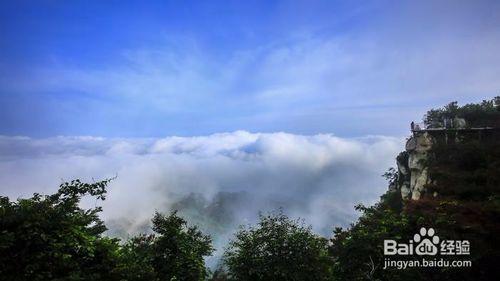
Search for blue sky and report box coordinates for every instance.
[1,0,499,137]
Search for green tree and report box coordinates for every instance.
[0,179,214,281]
[209,267,229,281]
[424,97,500,128]
[116,234,157,281]
[329,202,416,281]
[118,211,214,281]
[0,179,121,281]
[223,210,332,281]
[152,211,213,281]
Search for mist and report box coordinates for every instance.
[0,131,403,264]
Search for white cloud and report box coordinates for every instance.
[0,131,403,263]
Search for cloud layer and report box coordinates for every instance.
[0,132,403,263]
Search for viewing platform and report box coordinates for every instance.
[410,120,499,144]
[410,121,497,133]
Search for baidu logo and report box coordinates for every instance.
[384,227,469,256]
[383,227,472,269]
[413,227,440,255]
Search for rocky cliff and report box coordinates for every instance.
[396,131,434,200]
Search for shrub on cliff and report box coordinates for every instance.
[424,97,500,128]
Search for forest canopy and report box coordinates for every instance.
[424,96,500,128]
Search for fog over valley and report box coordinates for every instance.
[0,131,402,263]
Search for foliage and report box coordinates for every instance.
[0,180,213,281]
[116,211,213,281]
[150,211,214,281]
[382,167,398,187]
[209,267,230,281]
[116,234,157,281]
[329,200,415,281]
[330,98,500,280]
[424,97,500,128]
[419,125,500,279]
[223,209,332,281]
[0,179,122,281]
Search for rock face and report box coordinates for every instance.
[397,132,433,200]
[396,151,411,199]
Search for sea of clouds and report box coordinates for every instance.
[0,131,403,263]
